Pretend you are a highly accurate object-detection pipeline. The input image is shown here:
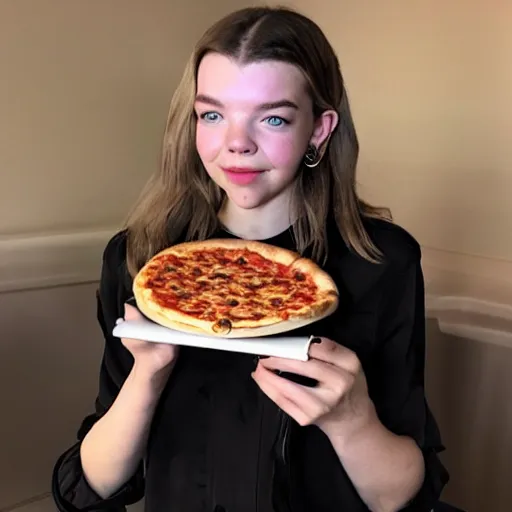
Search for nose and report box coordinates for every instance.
[225,124,257,155]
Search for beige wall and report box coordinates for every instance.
[1,1,511,511]
[0,0,248,237]
[1,0,511,280]
[0,1,250,510]
[0,283,101,509]
[280,0,512,262]
[276,1,512,510]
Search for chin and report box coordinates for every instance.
[231,198,266,210]
[227,191,268,210]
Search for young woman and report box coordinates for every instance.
[52,6,449,512]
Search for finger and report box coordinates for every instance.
[259,358,354,401]
[253,364,319,402]
[252,365,323,426]
[254,373,310,426]
[308,337,361,375]
[124,302,143,321]
[121,303,145,344]
[258,356,342,385]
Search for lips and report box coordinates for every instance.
[221,167,266,186]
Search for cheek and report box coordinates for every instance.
[263,136,306,171]
[196,125,223,163]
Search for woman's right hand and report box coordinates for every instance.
[81,302,177,499]
[120,303,179,378]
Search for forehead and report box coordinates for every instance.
[196,53,308,104]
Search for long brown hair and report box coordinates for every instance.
[125,6,391,277]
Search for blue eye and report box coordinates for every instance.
[265,116,288,127]
[200,112,222,123]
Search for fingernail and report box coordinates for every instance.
[253,355,269,367]
[311,337,322,344]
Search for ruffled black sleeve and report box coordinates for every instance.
[370,251,450,511]
[51,232,145,511]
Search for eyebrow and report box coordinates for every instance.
[194,94,299,111]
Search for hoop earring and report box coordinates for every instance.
[303,143,321,168]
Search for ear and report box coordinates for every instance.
[309,109,339,148]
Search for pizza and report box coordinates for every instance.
[133,239,339,338]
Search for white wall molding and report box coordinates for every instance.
[422,246,512,283]
[422,246,512,312]
[0,231,510,302]
[1,231,511,348]
[0,229,115,293]
[422,246,512,347]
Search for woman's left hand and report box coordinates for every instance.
[252,337,375,437]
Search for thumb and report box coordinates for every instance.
[124,302,143,321]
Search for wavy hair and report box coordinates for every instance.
[124,6,391,276]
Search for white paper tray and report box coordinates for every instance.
[112,317,312,361]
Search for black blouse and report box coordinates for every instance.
[52,218,449,512]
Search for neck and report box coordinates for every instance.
[218,194,294,241]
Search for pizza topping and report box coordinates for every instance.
[212,318,232,334]
[210,272,229,280]
[144,246,322,323]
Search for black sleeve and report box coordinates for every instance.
[51,232,145,511]
[369,253,449,511]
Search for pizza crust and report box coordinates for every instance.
[167,238,301,266]
[135,293,337,338]
[132,239,339,338]
[147,313,336,338]
[290,257,339,295]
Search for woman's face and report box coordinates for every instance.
[194,53,334,211]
